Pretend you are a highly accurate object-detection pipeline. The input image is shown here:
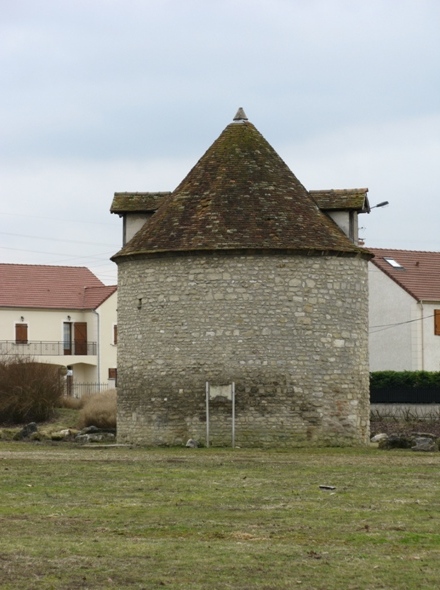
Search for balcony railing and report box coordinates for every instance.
[0,341,97,356]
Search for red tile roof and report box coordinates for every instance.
[83,285,117,309]
[113,116,368,259]
[369,248,440,302]
[0,264,116,309]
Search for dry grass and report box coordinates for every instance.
[0,444,439,589]
[78,388,117,429]
[60,389,117,428]
[58,395,84,410]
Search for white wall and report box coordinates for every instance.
[369,264,419,370]
[1,294,118,386]
[0,308,90,342]
[124,214,149,244]
[0,307,98,380]
[95,291,118,385]
[326,211,357,242]
[369,263,440,371]
[417,301,440,371]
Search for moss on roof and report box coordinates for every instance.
[113,119,369,260]
[310,189,370,212]
[110,192,170,214]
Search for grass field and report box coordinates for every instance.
[1,441,440,589]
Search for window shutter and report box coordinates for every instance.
[113,325,118,345]
[15,323,28,344]
[435,310,440,336]
[108,368,117,380]
[73,322,88,355]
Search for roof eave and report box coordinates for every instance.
[112,245,372,263]
[110,192,171,215]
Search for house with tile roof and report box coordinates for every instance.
[369,248,440,372]
[111,108,372,447]
[0,264,118,394]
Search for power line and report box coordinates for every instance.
[0,231,116,247]
[0,246,117,270]
[370,314,435,334]
[1,211,116,227]
[0,244,114,257]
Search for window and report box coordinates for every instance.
[63,322,72,355]
[64,322,88,355]
[15,323,28,344]
[113,324,118,345]
[108,368,117,380]
[383,257,404,269]
[435,310,440,336]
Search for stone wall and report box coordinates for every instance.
[116,251,370,446]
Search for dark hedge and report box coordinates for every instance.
[370,371,440,403]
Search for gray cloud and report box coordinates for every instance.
[1,0,439,283]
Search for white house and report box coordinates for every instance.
[0,263,117,395]
[369,248,440,372]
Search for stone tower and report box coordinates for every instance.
[111,109,371,447]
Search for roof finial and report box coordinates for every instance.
[233,107,248,123]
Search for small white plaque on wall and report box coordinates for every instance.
[209,384,233,400]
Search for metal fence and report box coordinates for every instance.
[370,387,440,404]
[65,382,111,398]
[0,341,97,356]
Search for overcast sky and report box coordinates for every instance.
[1,0,439,284]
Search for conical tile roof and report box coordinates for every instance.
[113,113,366,259]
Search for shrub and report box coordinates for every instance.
[58,395,85,410]
[78,389,117,429]
[370,370,440,389]
[0,357,64,423]
[370,371,440,403]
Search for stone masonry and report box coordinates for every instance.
[116,251,370,447]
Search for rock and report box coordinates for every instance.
[51,429,72,441]
[377,432,439,451]
[412,432,437,440]
[371,433,388,443]
[76,432,116,443]
[411,437,438,452]
[185,438,199,448]
[78,426,116,436]
[378,434,412,449]
[75,434,90,443]
[76,425,113,443]
[81,425,100,434]
[13,422,38,440]
[88,432,116,443]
